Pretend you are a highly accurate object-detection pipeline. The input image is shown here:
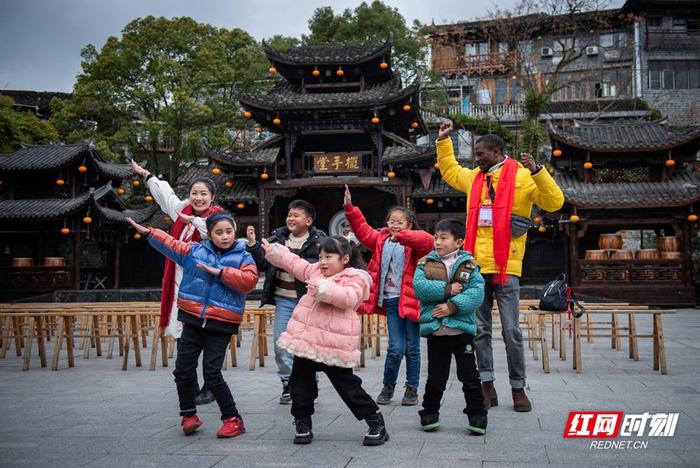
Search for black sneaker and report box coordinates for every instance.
[376,383,395,405]
[401,385,419,406]
[419,412,440,431]
[279,379,292,405]
[363,412,389,446]
[194,383,215,406]
[467,412,487,435]
[293,417,313,444]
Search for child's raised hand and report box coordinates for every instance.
[196,262,221,277]
[447,282,463,296]
[175,210,194,225]
[126,217,149,234]
[343,184,352,207]
[432,303,452,318]
[246,225,257,247]
[260,238,273,253]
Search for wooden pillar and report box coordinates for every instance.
[682,221,692,286]
[569,222,579,287]
[113,236,121,289]
[259,187,267,237]
[72,231,81,290]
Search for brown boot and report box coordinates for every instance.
[481,381,498,410]
[512,388,532,412]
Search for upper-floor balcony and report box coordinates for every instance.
[645,30,700,52]
[432,53,512,77]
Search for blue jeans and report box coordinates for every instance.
[383,297,421,388]
[273,296,298,381]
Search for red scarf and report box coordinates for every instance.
[159,203,223,329]
[465,158,517,286]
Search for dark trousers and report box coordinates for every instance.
[419,334,486,417]
[290,356,379,420]
[173,323,238,419]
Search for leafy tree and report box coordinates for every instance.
[0,95,58,153]
[51,16,268,181]
[303,1,428,82]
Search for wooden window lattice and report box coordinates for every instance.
[592,166,651,184]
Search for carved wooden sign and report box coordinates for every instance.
[312,153,362,174]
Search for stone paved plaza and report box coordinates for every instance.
[1,309,700,468]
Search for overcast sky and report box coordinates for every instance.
[0,0,533,93]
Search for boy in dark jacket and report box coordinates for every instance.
[413,218,487,435]
[245,200,326,404]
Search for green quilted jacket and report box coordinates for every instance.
[413,249,485,337]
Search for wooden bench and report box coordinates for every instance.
[571,309,675,374]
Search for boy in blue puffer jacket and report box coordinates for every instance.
[413,218,487,435]
[127,212,258,439]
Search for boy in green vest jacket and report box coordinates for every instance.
[413,218,487,434]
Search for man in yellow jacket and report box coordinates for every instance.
[436,121,564,412]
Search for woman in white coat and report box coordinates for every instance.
[132,160,223,405]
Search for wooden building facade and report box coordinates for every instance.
[549,119,700,305]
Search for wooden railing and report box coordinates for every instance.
[645,30,700,51]
[432,53,512,76]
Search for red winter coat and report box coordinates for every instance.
[344,203,434,322]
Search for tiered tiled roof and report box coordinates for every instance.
[263,40,392,66]
[555,170,700,208]
[548,120,700,152]
[411,179,464,198]
[238,79,418,111]
[206,146,280,167]
[0,143,135,179]
[0,182,155,222]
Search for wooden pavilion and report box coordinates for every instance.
[0,143,158,300]
[549,119,700,305]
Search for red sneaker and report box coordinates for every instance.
[181,414,203,435]
[216,416,245,438]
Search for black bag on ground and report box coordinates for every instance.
[538,273,585,318]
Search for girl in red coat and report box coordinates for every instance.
[343,185,434,406]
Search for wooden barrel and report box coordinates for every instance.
[635,249,660,260]
[610,249,634,260]
[42,257,66,267]
[657,236,681,252]
[12,258,34,268]
[660,251,682,260]
[585,250,609,260]
[598,233,623,250]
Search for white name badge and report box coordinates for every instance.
[478,205,493,227]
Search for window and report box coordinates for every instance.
[509,80,520,103]
[688,18,700,31]
[647,16,662,28]
[672,18,687,32]
[648,61,700,89]
[498,42,508,58]
[495,79,507,104]
[600,33,614,48]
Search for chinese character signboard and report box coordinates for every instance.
[313,153,362,174]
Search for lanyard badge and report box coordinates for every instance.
[478,178,494,227]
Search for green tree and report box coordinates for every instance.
[303,1,428,81]
[0,96,58,153]
[51,16,268,181]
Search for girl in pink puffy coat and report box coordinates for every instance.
[261,236,389,447]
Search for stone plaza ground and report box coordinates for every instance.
[1,309,700,468]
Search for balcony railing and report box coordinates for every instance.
[645,30,700,52]
[432,53,512,76]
